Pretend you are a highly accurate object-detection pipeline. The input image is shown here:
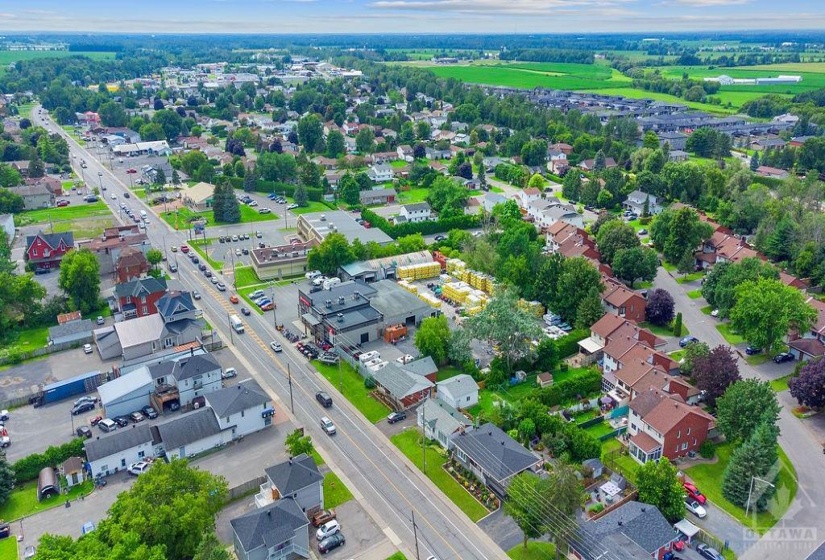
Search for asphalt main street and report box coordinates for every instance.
[654,267,825,560]
[36,108,507,560]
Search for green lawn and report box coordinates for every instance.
[15,201,111,226]
[700,305,714,315]
[686,443,796,534]
[609,452,640,485]
[687,289,703,299]
[312,360,391,423]
[584,421,618,440]
[552,366,594,385]
[311,448,325,466]
[390,160,408,169]
[385,553,408,560]
[161,205,278,229]
[189,239,224,270]
[640,321,686,338]
[0,480,93,521]
[716,323,745,345]
[676,271,706,284]
[233,266,261,288]
[745,354,771,366]
[396,188,430,204]
[288,201,333,215]
[0,538,16,560]
[323,472,354,509]
[508,542,556,560]
[391,429,489,522]
[770,375,793,392]
[427,61,629,91]
[4,325,49,353]
[601,438,622,457]
[669,350,686,362]
[0,51,116,67]
[436,365,464,382]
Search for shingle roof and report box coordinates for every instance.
[114,277,168,299]
[26,231,74,252]
[579,501,675,557]
[206,380,269,419]
[48,319,93,340]
[148,353,221,382]
[156,291,195,319]
[84,424,154,462]
[436,374,478,401]
[642,397,714,436]
[155,407,222,450]
[403,202,431,213]
[450,422,538,483]
[230,497,308,552]
[264,453,323,495]
[372,363,434,400]
[419,399,472,434]
[401,356,438,378]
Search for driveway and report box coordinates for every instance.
[477,508,523,551]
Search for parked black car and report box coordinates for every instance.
[387,411,407,424]
[318,533,345,554]
[71,401,95,416]
[773,352,794,363]
[696,544,724,560]
[113,416,130,427]
[142,406,159,419]
[76,426,93,439]
[745,345,763,355]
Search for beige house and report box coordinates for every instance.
[183,182,215,212]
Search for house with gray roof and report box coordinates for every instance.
[206,379,274,436]
[371,363,434,410]
[47,318,94,346]
[398,202,432,223]
[231,498,311,560]
[156,407,224,460]
[482,193,507,213]
[149,352,222,406]
[450,422,541,497]
[84,424,157,478]
[573,501,678,560]
[417,399,472,450]
[256,453,324,513]
[436,374,478,409]
[97,366,155,418]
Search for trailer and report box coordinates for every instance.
[33,370,111,407]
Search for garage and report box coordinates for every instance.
[97,368,153,418]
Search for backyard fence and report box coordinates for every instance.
[599,426,627,441]
[228,476,266,502]
[0,339,86,367]
[692,528,727,554]
[577,415,606,429]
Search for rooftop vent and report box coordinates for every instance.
[337,313,344,323]
[324,300,332,308]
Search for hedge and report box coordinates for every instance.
[555,328,589,358]
[537,368,602,408]
[751,175,785,190]
[361,207,481,239]
[13,438,86,484]
[226,177,324,202]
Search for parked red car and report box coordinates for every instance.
[56,200,70,207]
[87,415,103,426]
[684,482,707,505]
[126,168,137,174]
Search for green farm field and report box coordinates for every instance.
[426,61,630,91]
[0,50,117,66]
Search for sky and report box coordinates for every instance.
[2,0,824,34]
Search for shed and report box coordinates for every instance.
[582,458,604,479]
[537,372,553,389]
[37,467,60,501]
[61,456,85,489]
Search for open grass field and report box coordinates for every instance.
[426,61,630,91]
[391,429,489,522]
[0,50,117,65]
[286,201,332,215]
[686,443,797,534]
[508,542,556,560]
[0,537,15,560]
[16,201,111,226]
[0,480,94,522]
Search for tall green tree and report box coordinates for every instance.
[722,420,779,510]
[415,315,451,365]
[355,127,375,154]
[701,258,778,317]
[730,278,817,353]
[545,464,583,560]
[595,219,639,265]
[465,287,543,372]
[0,456,14,507]
[325,130,346,158]
[285,428,314,457]
[58,249,100,314]
[243,167,256,193]
[297,114,324,153]
[293,184,308,207]
[612,246,658,288]
[338,173,360,206]
[306,232,355,276]
[716,379,780,443]
[636,457,685,523]
[505,473,551,550]
[552,257,603,324]
[146,248,163,270]
[575,289,606,330]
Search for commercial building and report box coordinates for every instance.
[338,250,433,283]
[249,240,312,281]
[297,211,392,246]
[369,280,439,327]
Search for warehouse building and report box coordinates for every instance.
[339,250,433,282]
[370,280,439,327]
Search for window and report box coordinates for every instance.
[676,430,681,439]
[687,427,691,435]
[138,451,145,458]
[142,306,148,315]
[32,249,38,257]
[456,448,467,462]
[681,442,688,451]
[141,296,146,304]
[225,417,230,423]
[164,337,173,347]
[466,396,471,402]
[121,458,126,467]
[100,464,108,472]
[241,410,245,418]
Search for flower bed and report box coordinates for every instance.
[445,458,500,511]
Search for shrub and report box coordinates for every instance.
[13,438,85,484]
[588,503,605,514]
[361,207,481,239]
[364,376,376,389]
[698,440,715,459]
[555,329,589,358]
[537,368,602,408]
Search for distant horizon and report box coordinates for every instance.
[2,30,825,37]
[2,0,824,35]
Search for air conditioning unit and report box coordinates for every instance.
[338,296,345,304]
[337,313,344,323]
[325,300,332,308]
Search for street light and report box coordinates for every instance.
[269,281,278,328]
[97,171,103,192]
[746,476,776,515]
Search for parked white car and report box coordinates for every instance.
[316,519,341,540]
[685,499,707,519]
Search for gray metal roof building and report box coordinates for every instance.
[206,379,269,419]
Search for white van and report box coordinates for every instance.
[358,351,380,364]
[229,314,244,334]
[323,277,341,290]
[140,210,147,218]
[98,419,118,433]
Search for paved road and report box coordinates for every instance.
[654,267,825,560]
[36,107,507,560]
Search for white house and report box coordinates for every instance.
[398,202,432,223]
[84,424,157,477]
[482,193,507,213]
[417,399,473,450]
[396,145,414,162]
[623,190,662,216]
[436,374,478,409]
[516,187,542,208]
[368,163,393,183]
[206,379,275,439]
[149,353,223,407]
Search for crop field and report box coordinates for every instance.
[0,50,117,72]
[426,61,630,91]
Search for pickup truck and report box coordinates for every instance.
[311,509,337,527]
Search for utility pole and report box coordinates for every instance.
[227,312,234,345]
[287,363,294,414]
[421,401,426,474]
[412,510,420,560]
[271,283,277,328]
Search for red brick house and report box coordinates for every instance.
[115,247,150,283]
[114,277,168,319]
[627,388,715,464]
[601,278,647,323]
[25,231,74,270]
